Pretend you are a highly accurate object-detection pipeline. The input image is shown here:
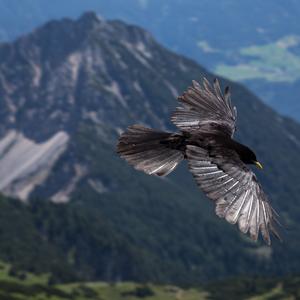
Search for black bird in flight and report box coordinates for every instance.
[117,78,280,245]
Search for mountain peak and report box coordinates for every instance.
[77,11,104,28]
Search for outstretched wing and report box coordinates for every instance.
[171,78,237,137]
[186,145,281,245]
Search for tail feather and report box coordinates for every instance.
[117,125,184,176]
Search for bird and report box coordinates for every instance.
[116,77,281,245]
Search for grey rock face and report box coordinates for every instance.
[0,12,196,200]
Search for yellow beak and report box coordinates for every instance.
[254,161,263,169]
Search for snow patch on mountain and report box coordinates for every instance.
[133,81,144,95]
[31,62,42,87]
[121,40,152,69]
[136,41,152,59]
[68,52,82,82]
[286,131,300,148]
[52,163,87,203]
[104,81,127,108]
[164,80,179,98]
[88,178,108,194]
[0,130,69,201]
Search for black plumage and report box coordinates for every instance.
[117,78,280,245]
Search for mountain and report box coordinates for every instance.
[0,12,300,284]
[0,1,300,121]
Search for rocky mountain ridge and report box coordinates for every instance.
[0,11,213,201]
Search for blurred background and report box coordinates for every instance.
[0,0,299,299]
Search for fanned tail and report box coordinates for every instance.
[116,125,184,176]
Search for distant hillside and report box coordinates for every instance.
[1,0,300,48]
[0,0,300,120]
[0,12,299,284]
[0,260,298,300]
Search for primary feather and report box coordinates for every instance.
[171,78,237,137]
[186,144,280,245]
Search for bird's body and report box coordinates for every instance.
[117,78,280,245]
[161,131,257,165]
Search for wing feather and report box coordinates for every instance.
[171,78,237,137]
[186,145,280,245]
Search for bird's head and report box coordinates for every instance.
[248,149,263,170]
[239,145,263,170]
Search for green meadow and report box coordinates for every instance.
[0,261,298,300]
[215,35,300,82]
